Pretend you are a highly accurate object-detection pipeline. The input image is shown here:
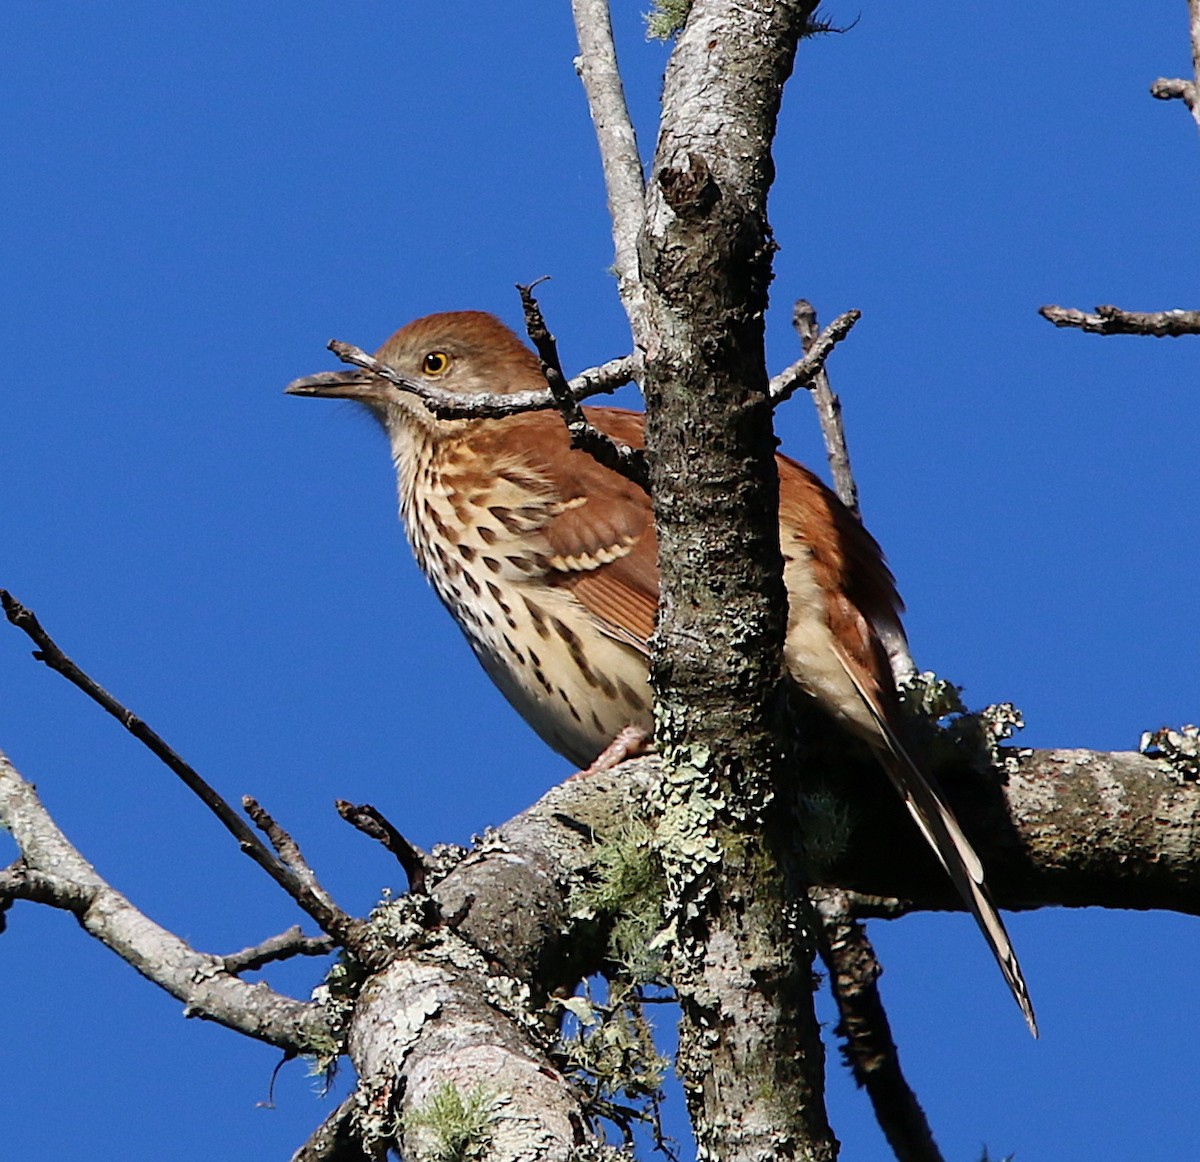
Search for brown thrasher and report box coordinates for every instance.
[287,310,1037,1036]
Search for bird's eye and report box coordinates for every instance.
[422,351,452,376]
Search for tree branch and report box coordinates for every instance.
[222,927,336,976]
[290,1096,368,1162]
[776,301,861,515]
[336,800,431,896]
[0,590,367,952]
[1038,304,1200,337]
[813,889,944,1162]
[637,3,837,1158]
[0,748,329,1052]
[308,341,637,419]
[517,281,650,491]
[571,0,649,342]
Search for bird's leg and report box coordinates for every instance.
[570,724,653,779]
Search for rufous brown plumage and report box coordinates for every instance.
[287,310,1037,1036]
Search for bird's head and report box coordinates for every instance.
[285,311,544,437]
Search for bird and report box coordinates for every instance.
[286,309,1037,1036]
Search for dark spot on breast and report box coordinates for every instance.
[488,505,522,533]
[478,526,498,545]
[523,597,551,639]
[482,557,502,574]
[550,617,579,649]
[617,678,645,711]
[425,505,452,540]
[458,543,477,562]
[463,571,482,596]
[498,467,545,492]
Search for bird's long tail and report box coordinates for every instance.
[832,647,1039,1038]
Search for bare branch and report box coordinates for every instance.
[1039,303,1200,336]
[777,301,861,515]
[0,590,364,945]
[571,0,649,340]
[517,281,650,491]
[243,797,370,953]
[0,748,327,1052]
[291,1096,367,1162]
[314,340,638,419]
[813,889,945,1162]
[222,926,336,975]
[335,800,430,896]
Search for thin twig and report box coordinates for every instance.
[222,926,336,975]
[1038,304,1200,337]
[813,888,945,1162]
[0,590,360,948]
[571,0,648,341]
[778,302,861,515]
[0,748,326,1051]
[517,282,650,492]
[244,797,367,950]
[335,800,430,895]
[311,342,638,419]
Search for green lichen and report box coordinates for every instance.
[555,981,669,1143]
[406,1082,497,1162]
[645,0,691,40]
[898,670,1026,771]
[576,816,667,982]
[303,955,364,1074]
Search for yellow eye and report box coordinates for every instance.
[422,351,452,376]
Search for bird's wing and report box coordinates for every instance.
[479,407,658,652]
[777,453,908,701]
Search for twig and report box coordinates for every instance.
[0,590,361,949]
[778,302,861,515]
[570,0,649,341]
[516,282,650,492]
[222,926,336,975]
[312,342,638,419]
[1038,304,1200,337]
[0,748,327,1051]
[1149,0,1200,131]
[244,797,367,950]
[335,800,430,895]
[813,888,945,1162]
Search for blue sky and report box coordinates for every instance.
[2,3,1198,1159]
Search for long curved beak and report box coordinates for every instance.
[284,369,380,401]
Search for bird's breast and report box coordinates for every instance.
[392,434,653,768]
